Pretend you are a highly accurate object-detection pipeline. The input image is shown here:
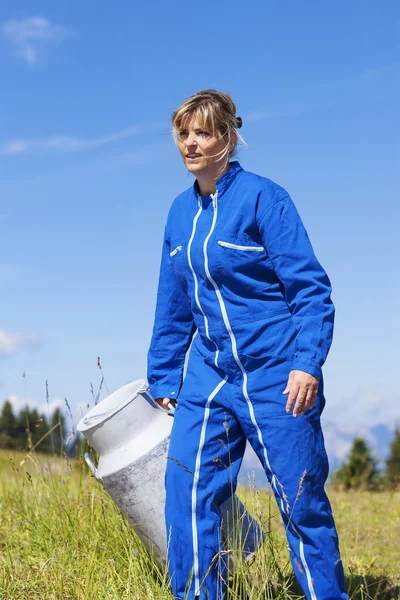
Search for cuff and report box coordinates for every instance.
[148,383,179,401]
[291,356,322,380]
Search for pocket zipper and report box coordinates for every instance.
[217,241,265,252]
[170,245,183,257]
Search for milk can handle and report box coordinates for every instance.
[82,385,149,425]
[82,386,174,425]
[84,453,103,483]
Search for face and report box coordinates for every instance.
[176,115,231,177]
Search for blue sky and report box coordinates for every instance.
[0,1,399,449]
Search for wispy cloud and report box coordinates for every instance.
[1,16,70,64]
[1,123,165,156]
[242,64,399,127]
[317,63,399,90]
[6,393,64,417]
[0,330,41,357]
[4,393,89,431]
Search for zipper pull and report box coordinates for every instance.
[170,245,183,257]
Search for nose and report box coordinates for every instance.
[183,131,197,148]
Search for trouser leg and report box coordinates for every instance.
[165,354,246,600]
[236,357,348,600]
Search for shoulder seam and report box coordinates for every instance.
[258,193,289,224]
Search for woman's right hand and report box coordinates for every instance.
[154,397,176,411]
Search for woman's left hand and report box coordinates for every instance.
[283,370,319,417]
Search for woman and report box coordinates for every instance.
[147,90,348,600]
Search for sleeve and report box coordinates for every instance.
[257,193,335,380]
[147,225,196,400]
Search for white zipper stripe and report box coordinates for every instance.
[205,194,317,600]
[217,241,264,252]
[203,193,221,368]
[170,245,182,257]
[192,376,228,596]
[187,204,219,368]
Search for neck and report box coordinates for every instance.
[196,161,230,196]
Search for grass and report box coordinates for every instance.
[0,449,399,600]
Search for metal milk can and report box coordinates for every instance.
[77,379,264,568]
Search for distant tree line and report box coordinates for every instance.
[1,398,399,489]
[0,399,66,454]
[332,431,400,490]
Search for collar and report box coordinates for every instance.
[193,161,243,201]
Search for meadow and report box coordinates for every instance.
[0,449,398,600]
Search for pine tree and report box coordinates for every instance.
[333,437,381,490]
[37,412,51,452]
[385,427,400,490]
[0,400,67,454]
[29,409,40,447]
[15,405,31,451]
[0,401,17,449]
[28,409,51,452]
[49,407,65,456]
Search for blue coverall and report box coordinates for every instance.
[147,161,348,600]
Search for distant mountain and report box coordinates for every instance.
[321,420,393,473]
[323,384,399,431]
[322,383,398,471]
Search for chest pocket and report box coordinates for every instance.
[217,241,265,252]
[214,238,273,290]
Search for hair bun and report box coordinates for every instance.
[236,116,243,129]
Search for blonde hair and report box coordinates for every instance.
[171,89,246,161]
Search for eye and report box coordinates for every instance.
[198,131,210,138]
[177,131,188,140]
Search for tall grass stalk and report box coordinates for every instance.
[0,447,399,599]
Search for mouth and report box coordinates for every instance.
[186,153,202,160]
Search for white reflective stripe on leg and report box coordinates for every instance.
[287,519,317,600]
[187,201,220,368]
[192,376,228,596]
[204,193,318,600]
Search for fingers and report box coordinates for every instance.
[291,386,316,417]
[293,389,308,417]
[294,387,317,417]
[285,380,299,414]
[283,370,319,417]
[299,387,317,416]
[282,371,293,396]
[154,397,175,411]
